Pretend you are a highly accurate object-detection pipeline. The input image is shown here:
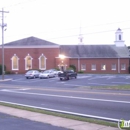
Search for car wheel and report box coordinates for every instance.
[60,78,62,81]
[26,77,28,79]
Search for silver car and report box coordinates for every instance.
[25,70,40,79]
[39,70,55,79]
[49,69,63,76]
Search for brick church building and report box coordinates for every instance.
[0,28,129,74]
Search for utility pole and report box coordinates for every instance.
[0,8,9,80]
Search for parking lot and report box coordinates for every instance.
[0,74,130,88]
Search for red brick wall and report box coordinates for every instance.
[0,47,129,74]
[0,47,59,74]
[69,58,129,74]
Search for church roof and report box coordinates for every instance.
[60,45,129,58]
[4,36,58,46]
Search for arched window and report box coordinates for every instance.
[25,54,33,70]
[39,54,47,70]
[119,35,121,40]
[11,54,19,70]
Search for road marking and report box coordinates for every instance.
[12,79,40,83]
[64,84,82,87]
[0,100,119,122]
[88,83,117,86]
[77,76,92,79]
[1,90,130,104]
[57,82,65,83]
[106,76,116,80]
[112,82,130,84]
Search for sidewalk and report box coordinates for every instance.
[0,105,119,130]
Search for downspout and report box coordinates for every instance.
[78,57,80,72]
[118,57,120,74]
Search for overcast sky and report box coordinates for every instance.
[0,0,130,45]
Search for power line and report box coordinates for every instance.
[3,27,130,41]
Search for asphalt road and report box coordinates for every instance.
[0,112,68,130]
[0,74,130,121]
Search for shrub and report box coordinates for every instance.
[67,67,74,71]
[78,70,84,73]
[0,64,6,75]
[69,65,76,72]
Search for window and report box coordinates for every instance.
[121,64,126,70]
[81,64,86,71]
[119,35,121,40]
[11,54,19,70]
[25,54,32,70]
[91,64,96,70]
[101,64,106,70]
[111,64,116,70]
[39,54,47,70]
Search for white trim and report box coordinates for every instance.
[91,64,96,71]
[55,57,130,59]
[11,54,19,70]
[121,63,126,70]
[38,54,47,70]
[111,64,116,70]
[24,54,33,70]
[3,45,59,48]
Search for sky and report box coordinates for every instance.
[0,0,130,46]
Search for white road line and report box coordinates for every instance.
[0,90,130,104]
[57,82,65,83]
[12,79,40,83]
[112,82,130,84]
[0,100,119,122]
[64,84,82,86]
[88,83,117,86]
[77,76,92,79]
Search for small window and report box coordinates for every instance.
[91,64,96,70]
[81,64,86,71]
[111,64,116,70]
[119,35,121,40]
[121,64,126,70]
[101,64,106,70]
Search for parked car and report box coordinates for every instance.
[58,70,77,80]
[39,70,55,79]
[25,70,40,79]
[49,69,63,76]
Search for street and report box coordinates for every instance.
[0,74,130,121]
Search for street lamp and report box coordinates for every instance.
[59,54,65,60]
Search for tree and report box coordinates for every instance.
[0,64,6,75]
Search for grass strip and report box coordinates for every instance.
[81,85,130,90]
[0,102,119,128]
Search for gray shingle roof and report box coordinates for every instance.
[60,45,129,58]
[4,36,58,46]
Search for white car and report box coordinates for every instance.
[25,70,40,79]
[39,70,55,79]
[49,69,63,76]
